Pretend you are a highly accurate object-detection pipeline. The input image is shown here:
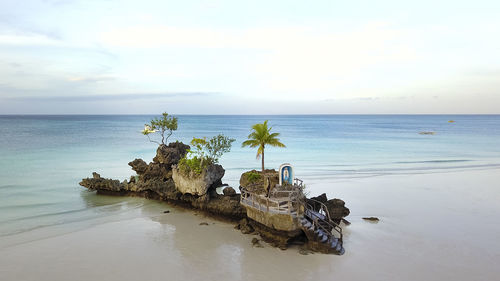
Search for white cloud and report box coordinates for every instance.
[1,0,499,113]
[0,33,60,46]
[98,22,419,99]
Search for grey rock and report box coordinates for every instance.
[153,142,190,166]
[172,164,225,196]
[252,237,263,248]
[80,172,123,192]
[222,186,236,196]
[128,159,148,175]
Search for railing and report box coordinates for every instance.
[305,198,343,242]
[240,188,301,216]
[294,178,303,188]
[268,188,302,200]
[241,188,343,242]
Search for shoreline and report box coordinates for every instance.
[1,167,499,280]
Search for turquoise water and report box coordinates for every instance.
[1,115,499,240]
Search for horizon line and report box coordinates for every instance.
[1,113,499,116]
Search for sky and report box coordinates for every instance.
[0,0,499,114]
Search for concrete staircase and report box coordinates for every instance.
[300,208,344,255]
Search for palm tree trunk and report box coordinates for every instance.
[261,145,265,173]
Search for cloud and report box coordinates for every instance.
[0,33,60,46]
[67,76,116,83]
[3,92,219,102]
[98,22,418,98]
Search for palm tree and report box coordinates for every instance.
[242,120,286,173]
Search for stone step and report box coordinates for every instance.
[337,246,345,255]
[335,241,343,253]
[319,234,328,243]
[330,238,338,249]
[338,247,345,256]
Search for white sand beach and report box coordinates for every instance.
[1,168,499,281]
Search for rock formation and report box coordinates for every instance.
[222,186,236,196]
[172,164,225,196]
[80,172,122,192]
[80,141,245,220]
[307,193,350,224]
[239,169,279,195]
[80,141,350,253]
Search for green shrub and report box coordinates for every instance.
[247,171,261,183]
[178,134,235,176]
[178,156,212,175]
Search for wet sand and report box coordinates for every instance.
[1,168,499,281]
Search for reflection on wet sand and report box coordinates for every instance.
[0,168,499,281]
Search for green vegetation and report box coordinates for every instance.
[178,156,206,175]
[178,134,235,175]
[242,120,286,172]
[142,112,178,145]
[206,134,236,162]
[246,171,262,183]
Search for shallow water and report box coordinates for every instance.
[1,169,499,281]
[0,115,499,246]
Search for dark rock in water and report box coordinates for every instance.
[363,217,379,222]
[153,142,190,167]
[222,186,236,196]
[199,222,209,226]
[308,193,350,223]
[128,159,148,175]
[251,237,263,248]
[163,210,170,213]
[237,218,254,234]
[310,193,328,202]
[327,198,350,218]
[80,172,123,192]
[341,218,351,225]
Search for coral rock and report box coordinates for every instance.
[222,186,236,196]
[172,164,225,196]
[153,142,190,166]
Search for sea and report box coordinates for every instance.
[1,115,499,244]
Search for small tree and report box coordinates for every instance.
[206,134,236,163]
[179,134,235,175]
[142,112,178,145]
[242,120,285,173]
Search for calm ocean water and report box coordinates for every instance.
[1,115,499,242]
